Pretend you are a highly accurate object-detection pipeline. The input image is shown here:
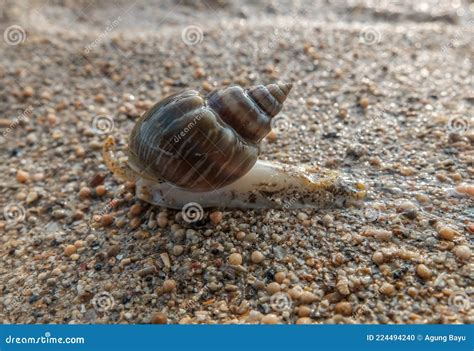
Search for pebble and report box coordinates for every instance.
[296,317,313,324]
[261,314,279,324]
[453,245,471,260]
[129,204,142,216]
[100,214,114,227]
[64,245,77,256]
[26,191,38,204]
[228,253,242,265]
[335,301,352,316]
[298,305,311,317]
[151,312,167,324]
[266,282,281,295]
[79,187,91,199]
[173,245,184,256]
[455,184,474,197]
[209,211,223,225]
[297,212,308,221]
[372,251,384,264]
[251,251,264,264]
[162,279,176,293]
[379,282,395,295]
[416,264,432,280]
[299,291,317,304]
[95,185,107,197]
[16,170,29,183]
[359,97,369,108]
[274,272,286,283]
[363,228,393,241]
[438,226,458,241]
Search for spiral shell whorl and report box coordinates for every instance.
[207,82,292,143]
[127,83,292,191]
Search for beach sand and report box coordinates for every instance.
[0,0,472,324]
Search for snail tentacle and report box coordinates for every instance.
[102,136,139,183]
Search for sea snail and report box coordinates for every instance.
[103,82,366,209]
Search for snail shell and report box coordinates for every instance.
[127,83,292,191]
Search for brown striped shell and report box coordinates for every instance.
[128,83,292,192]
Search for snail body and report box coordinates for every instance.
[103,83,365,209]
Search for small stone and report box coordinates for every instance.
[297,212,308,221]
[79,187,91,199]
[453,245,471,260]
[372,251,384,264]
[100,214,114,227]
[26,191,38,204]
[296,317,313,324]
[379,282,395,295]
[228,253,242,265]
[129,204,142,216]
[438,226,457,241]
[151,312,167,324]
[95,185,107,197]
[173,245,184,256]
[107,245,120,257]
[157,215,168,228]
[261,314,279,324]
[16,170,29,183]
[335,301,352,316]
[266,130,277,142]
[64,244,77,256]
[274,272,286,283]
[299,291,317,304]
[416,264,432,280]
[23,86,34,97]
[266,282,281,295]
[235,231,246,240]
[455,184,474,197]
[70,253,80,261]
[209,211,223,225]
[359,97,369,108]
[322,214,333,227]
[298,305,311,317]
[251,251,264,264]
[162,279,176,293]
